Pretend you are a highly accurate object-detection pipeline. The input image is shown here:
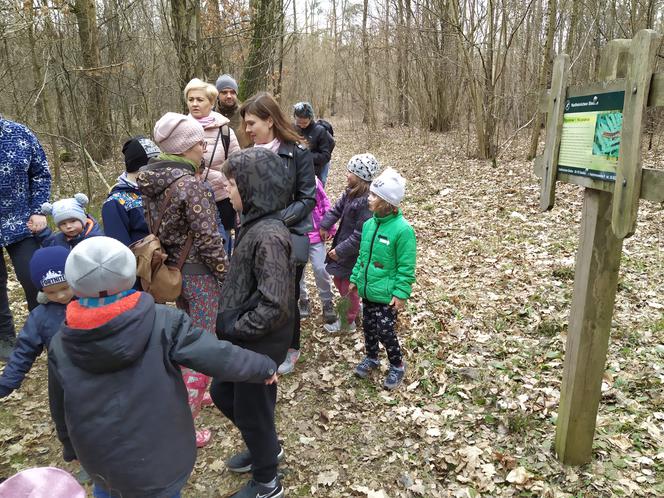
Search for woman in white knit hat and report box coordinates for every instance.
[137,112,229,447]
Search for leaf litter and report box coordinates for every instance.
[0,123,663,496]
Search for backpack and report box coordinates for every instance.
[130,186,193,303]
[317,119,334,136]
[316,119,335,155]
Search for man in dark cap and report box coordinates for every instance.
[215,74,252,149]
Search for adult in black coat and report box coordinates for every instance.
[240,92,316,377]
[293,101,335,185]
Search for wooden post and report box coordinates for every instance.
[539,54,569,211]
[554,39,630,465]
[611,30,661,238]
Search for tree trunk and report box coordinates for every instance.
[527,0,557,160]
[361,0,375,127]
[73,0,112,160]
[241,0,277,100]
[171,0,201,88]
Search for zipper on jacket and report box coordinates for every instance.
[363,220,380,298]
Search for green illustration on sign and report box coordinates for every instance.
[558,91,625,181]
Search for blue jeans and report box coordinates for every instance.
[319,161,331,186]
[93,484,181,498]
[0,236,39,340]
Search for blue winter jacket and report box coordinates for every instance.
[0,302,66,397]
[102,178,149,246]
[0,118,51,247]
[36,215,104,249]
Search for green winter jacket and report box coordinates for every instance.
[350,209,416,304]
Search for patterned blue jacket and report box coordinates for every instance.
[0,118,51,247]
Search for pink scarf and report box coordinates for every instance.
[192,114,216,129]
[255,137,281,153]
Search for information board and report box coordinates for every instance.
[557,91,625,181]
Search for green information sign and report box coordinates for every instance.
[558,90,625,181]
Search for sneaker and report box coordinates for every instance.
[298,299,311,318]
[324,319,356,334]
[76,467,91,484]
[0,337,15,362]
[322,300,337,324]
[229,478,284,498]
[277,349,300,375]
[226,446,285,473]
[384,362,406,390]
[354,357,380,378]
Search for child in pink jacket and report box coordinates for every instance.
[298,177,337,324]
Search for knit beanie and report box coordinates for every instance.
[215,74,238,93]
[0,467,86,498]
[370,167,407,207]
[41,193,88,226]
[30,246,70,290]
[346,153,380,182]
[293,102,314,119]
[153,112,204,155]
[65,236,136,298]
[122,136,161,172]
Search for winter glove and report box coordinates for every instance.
[62,441,77,462]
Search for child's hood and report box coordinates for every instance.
[60,292,155,374]
[232,148,291,226]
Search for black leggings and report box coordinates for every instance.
[216,198,237,232]
[362,300,403,366]
[289,264,305,350]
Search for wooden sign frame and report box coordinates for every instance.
[534,29,663,466]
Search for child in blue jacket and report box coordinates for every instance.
[0,246,73,397]
[36,193,103,248]
[102,136,158,246]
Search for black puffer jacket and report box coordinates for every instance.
[217,148,295,364]
[48,293,276,498]
[276,141,316,236]
[297,121,334,177]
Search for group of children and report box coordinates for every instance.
[0,129,417,496]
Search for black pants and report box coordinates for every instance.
[210,380,279,482]
[216,198,237,232]
[363,300,403,366]
[0,237,40,340]
[289,263,305,350]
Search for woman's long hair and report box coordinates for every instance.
[240,92,303,144]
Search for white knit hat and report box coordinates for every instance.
[346,153,380,182]
[41,193,88,226]
[370,168,406,207]
[65,237,136,298]
[153,112,204,154]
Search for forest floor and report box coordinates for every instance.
[1,122,663,497]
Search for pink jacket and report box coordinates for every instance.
[309,178,336,244]
[191,111,240,201]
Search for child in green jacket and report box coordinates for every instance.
[349,168,416,390]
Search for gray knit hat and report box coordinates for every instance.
[215,74,238,93]
[65,236,136,298]
[42,193,89,226]
[346,153,380,182]
[370,167,406,207]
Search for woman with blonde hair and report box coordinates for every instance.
[184,78,240,247]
